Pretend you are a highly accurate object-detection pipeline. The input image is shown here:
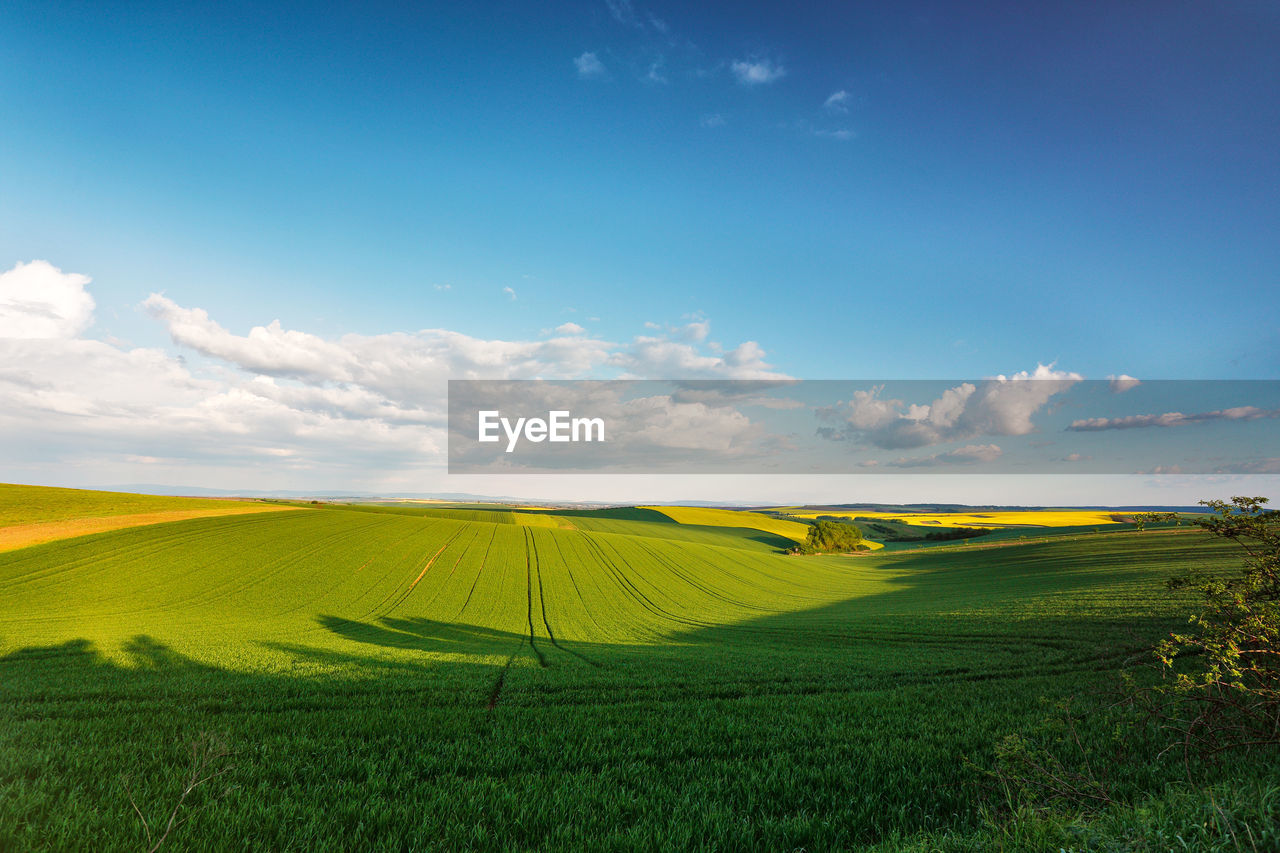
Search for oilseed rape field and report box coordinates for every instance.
[1,485,1276,850]
[783,509,1126,529]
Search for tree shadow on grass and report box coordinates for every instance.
[317,613,525,653]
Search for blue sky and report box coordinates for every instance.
[1,1,1278,501]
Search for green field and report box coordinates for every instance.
[0,483,278,526]
[0,483,289,553]
[1,487,1276,850]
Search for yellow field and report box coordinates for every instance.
[785,510,1123,529]
[642,506,813,542]
[0,504,296,553]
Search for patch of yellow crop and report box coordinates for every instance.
[641,506,811,542]
[787,510,1122,529]
[0,505,297,553]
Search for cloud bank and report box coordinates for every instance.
[0,261,786,486]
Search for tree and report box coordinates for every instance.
[1146,497,1280,758]
[794,520,864,554]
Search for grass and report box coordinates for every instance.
[0,484,1275,850]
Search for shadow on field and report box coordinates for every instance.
[317,613,527,655]
[0,530,1223,700]
[0,529,1257,852]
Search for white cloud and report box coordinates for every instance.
[143,295,357,380]
[1108,374,1140,393]
[679,320,709,342]
[1069,406,1280,432]
[823,90,850,113]
[731,59,785,86]
[434,283,451,291]
[1,263,799,486]
[575,52,605,78]
[814,129,855,141]
[0,260,96,339]
[503,286,517,300]
[818,364,1082,449]
[700,113,726,128]
[963,365,1083,436]
[611,336,786,380]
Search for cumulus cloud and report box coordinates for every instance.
[823,90,850,113]
[503,286,517,300]
[1068,406,1280,432]
[0,260,96,339]
[731,59,785,85]
[817,365,1081,449]
[700,113,726,128]
[1108,374,1140,393]
[554,322,586,336]
[575,52,605,78]
[143,293,622,392]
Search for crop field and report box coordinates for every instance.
[0,485,1276,850]
[640,505,812,542]
[0,484,291,553]
[783,509,1127,528]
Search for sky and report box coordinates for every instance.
[1,1,1278,503]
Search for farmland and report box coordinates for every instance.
[782,509,1125,528]
[0,483,291,553]
[1,486,1276,850]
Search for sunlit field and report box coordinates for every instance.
[784,509,1126,528]
[640,504,812,541]
[0,484,291,553]
[1,486,1275,850]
